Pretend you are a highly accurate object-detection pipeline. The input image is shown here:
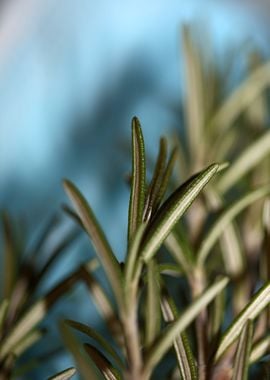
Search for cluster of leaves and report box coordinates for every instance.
[1,25,270,380]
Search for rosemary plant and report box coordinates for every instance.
[1,25,270,380]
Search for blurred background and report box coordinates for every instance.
[1,0,270,377]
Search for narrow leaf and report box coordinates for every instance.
[63,180,123,309]
[84,344,121,380]
[143,138,167,222]
[0,299,9,334]
[232,320,253,380]
[128,117,146,242]
[250,334,270,364]
[158,263,182,277]
[145,260,161,347]
[48,367,76,380]
[65,320,124,370]
[0,269,81,358]
[198,185,270,265]
[218,130,270,193]
[142,163,219,262]
[143,276,228,375]
[153,147,178,213]
[161,293,198,380]
[215,281,270,362]
[60,322,101,380]
[182,24,205,167]
[124,224,146,285]
[79,265,121,342]
[2,213,16,298]
[211,61,270,135]
[165,231,193,276]
[12,328,45,357]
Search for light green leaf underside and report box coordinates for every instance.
[142,163,219,262]
[198,185,270,265]
[215,281,270,362]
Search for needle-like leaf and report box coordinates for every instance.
[2,213,17,299]
[48,367,76,380]
[65,320,124,370]
[250,334,270,364]
[143,137,167,222]
[0,299,9,334]
[211,61,270,135]
[198,185,270,265]
[215,282,270,362]
[143,276,228,376]
[232,320,253,380]
[63,180,123,309]
[182,24,205,168]
[60,322,101,380]
[218,130,270,193]
[0,269,81,359]
[12,328,45,357]
[142,163,219,262]
[161,292,198,380]
[84,344,121,380]
[128,117,146,242]
[145,260,161,347]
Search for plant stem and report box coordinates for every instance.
[191,267,208,380]
[122,286,144,380]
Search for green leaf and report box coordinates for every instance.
[65,320,124,370]
[165,231,193,276]
[145,260,161,347]
[198,185,270,265]
[2,212,17,299]
[143,276,228,375]
[0,268,81,359]
[0,299,9,334]
[142,163,219,262]
[217,130,270,193]
[143,137,167,222]
[63,180,123,309]
[182,24,205,167]
[124,224,146,285]
[79,265,122,344]
[128,117,146,242]
[47,367,76,380]
[205,188,245,277]
[232,320,253,380]
[158,263,183,277]
[36,228,79,287]
[84,344,122,380]
[161,293,198,380]
[250,334,270,364]
[12,328,45,357]
[210,61,270,136]
[60,322,101,380]
[215,281,270,362]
